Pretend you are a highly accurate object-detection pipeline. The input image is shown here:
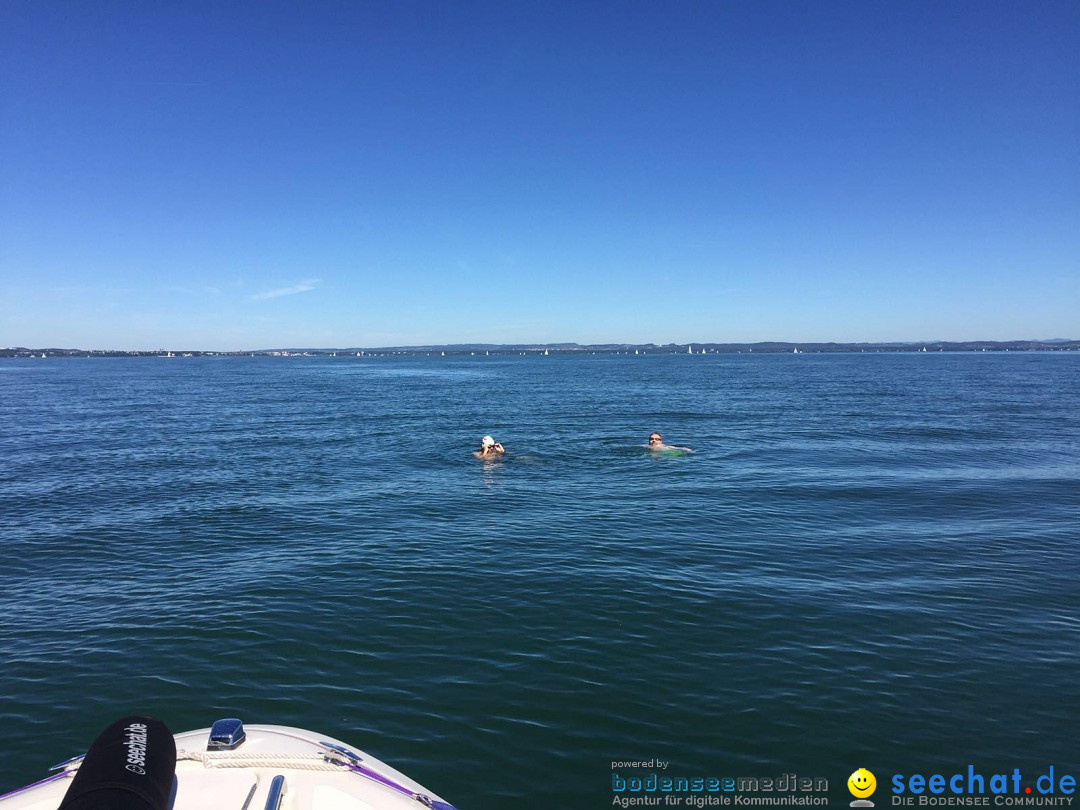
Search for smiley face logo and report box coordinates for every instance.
[848,768,877,798]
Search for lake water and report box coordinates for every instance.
[1,353,1077,808]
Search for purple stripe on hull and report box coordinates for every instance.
[0,771,71,801]
[343,763,459,809]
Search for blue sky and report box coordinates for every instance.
[1,1,1076,350]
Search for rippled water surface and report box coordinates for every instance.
[1,353,1078,807]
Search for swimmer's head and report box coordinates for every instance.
[648,433,662,445]
[481,435,495,447]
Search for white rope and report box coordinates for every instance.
[175,750,344,772]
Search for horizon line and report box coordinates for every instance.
[4,338,1079,356]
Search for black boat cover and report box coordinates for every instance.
[58,716,176,810]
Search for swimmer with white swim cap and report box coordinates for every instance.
[473,434,506,459]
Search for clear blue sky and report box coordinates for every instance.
[1,1,1077,350]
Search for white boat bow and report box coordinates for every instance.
[0,716,458,810]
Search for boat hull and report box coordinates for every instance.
[0,722,457,810]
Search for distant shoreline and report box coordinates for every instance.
[3,340,1078,358]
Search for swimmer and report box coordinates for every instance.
[473,434,506,459]
[647,432,692,452]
